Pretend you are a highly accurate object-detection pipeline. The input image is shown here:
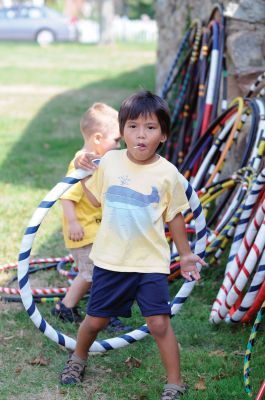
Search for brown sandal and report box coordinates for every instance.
[60,353,87,385]
[161,383,188,400]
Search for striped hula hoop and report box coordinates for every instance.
[1,262,69,298]
[17,168,206,352]
[0,255,73,272]
[210,198,265,324]
[57,259,78,278]
[224,168,265,275]
[243,301,265,396]
[0,286,68,296]
[227,253,265,323]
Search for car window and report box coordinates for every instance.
[19,7,43,19]
[44,7,62,18]
[5,8,18,19]
[28,8,43,18]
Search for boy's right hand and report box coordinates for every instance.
[68,221,84,241]
[74,151,100,171]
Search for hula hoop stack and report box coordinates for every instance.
[161,41,265,323]
[159,9,264,395]
[160,4,226,167]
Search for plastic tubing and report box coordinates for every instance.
[243,301,265,396]
[210,198,265,324]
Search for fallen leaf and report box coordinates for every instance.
[194,376,206,390]
[212,371,229,381]
[232,350,245,356]
[30,356,50,366]
[209,350,227,357]
[4,335,15,341]
[125,356,142,369]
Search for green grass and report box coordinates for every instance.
[0,42,264,400]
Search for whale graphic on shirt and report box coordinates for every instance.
[104,185,160,239]
[105,185,159,208]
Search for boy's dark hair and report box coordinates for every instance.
[118,90,171,137]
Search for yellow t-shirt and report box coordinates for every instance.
[85,149,189,274]
[61,154,102,249]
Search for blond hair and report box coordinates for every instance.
[80,103,118,139]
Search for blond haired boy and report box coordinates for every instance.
[52,103,130,331]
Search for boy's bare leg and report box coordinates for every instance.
[62,275,91,308]
[74,315,110,360]
[145,315,183,385]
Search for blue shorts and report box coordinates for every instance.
[87,266,171,318]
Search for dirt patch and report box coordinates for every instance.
[8,365,111,400]
[81,364,113,399]
[0,299,22,312]
[0,266,66,312]
[9,387,69,400]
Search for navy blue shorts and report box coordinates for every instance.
[87,266,171,318]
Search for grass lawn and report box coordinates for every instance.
[0,41,264,400]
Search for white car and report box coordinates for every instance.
[0,5,78,44]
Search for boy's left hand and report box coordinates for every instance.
[180,253,207,281]
[74,151,100,171]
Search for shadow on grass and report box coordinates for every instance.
[2,64,154,257]
[0,64,154,190]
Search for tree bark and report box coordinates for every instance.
[98,0,115,44]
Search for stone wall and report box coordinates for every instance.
[155,0,265,98]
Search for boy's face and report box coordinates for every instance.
[123,113,166,164]
[96,127,121,156]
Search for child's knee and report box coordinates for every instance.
[146,315,169,337]
[83,316,109,333]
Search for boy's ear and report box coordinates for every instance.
[160,135,167,143]
[94,132,103,144]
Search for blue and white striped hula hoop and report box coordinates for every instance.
[18,168,207,352]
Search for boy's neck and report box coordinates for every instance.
[82,140,99,155]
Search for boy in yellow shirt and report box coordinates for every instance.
[60,91,206,400]
[52,102,131,332]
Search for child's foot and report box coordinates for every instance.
[161,383,188,400]
[60,354,87,385]
[106,317,132,333]
[51,300,82,323]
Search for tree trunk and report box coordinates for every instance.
[98,0,115,44]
